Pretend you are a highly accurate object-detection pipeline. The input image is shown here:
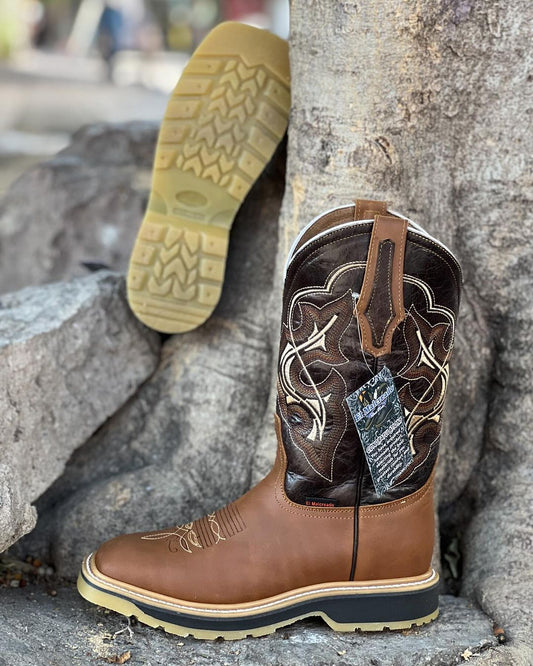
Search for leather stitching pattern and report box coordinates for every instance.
[365,239,395,347]
[286,225,460,295]
[394,275,456,479]
[357,218,407,356]
[281,223,459,506]
[273,430,434,521]
[277,274,356,482]
[273,433,354,520]
[140,505,245,553]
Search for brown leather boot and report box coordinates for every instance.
[78,199,461,639]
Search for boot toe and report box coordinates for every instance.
[92,528,205,601]
[94,532,143,586]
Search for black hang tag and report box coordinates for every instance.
[346,366,412,496]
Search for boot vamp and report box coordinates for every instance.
[94,468,355,604]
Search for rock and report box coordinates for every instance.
[0,581,498,666]
[13,144,286,578]
[0,122,157,294]
[0,272,160,553]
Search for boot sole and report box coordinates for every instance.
[126,22,290,333]
[78,554,439,640]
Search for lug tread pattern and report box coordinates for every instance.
[129,221,226,330]
[160,56,289,197]
[127,27,290,333]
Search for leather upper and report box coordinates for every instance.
[277,205,461,507]
[94,421,436,602]
[95,432,355,603]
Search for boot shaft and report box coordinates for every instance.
[277,200,462,508]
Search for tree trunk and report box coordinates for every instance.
[266,1,531,662]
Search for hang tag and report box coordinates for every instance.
[346,366,412,496]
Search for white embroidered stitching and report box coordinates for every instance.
[279,262,365,481]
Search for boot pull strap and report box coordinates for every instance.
[356,214,408,357]
[354,198,388,220]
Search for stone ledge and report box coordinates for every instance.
[0,584,499,666]
[0,271,160,552]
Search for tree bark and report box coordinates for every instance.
[263,1,531,662]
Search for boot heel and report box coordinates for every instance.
[320,580,440,632]
[127,211,229,332]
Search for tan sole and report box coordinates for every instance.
[126,22,290,333]
[78,554,439,641]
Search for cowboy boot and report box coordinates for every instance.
[78,199,461,639]
[127,22,290,333]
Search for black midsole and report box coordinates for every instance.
[81,569,439,632]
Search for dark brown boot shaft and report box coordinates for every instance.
[277,201,462,507]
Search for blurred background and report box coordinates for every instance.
[0,0,289,196]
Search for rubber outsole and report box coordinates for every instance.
[78,555,439,641]
[126,22,290,333]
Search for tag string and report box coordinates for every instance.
[352,292,379,378]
